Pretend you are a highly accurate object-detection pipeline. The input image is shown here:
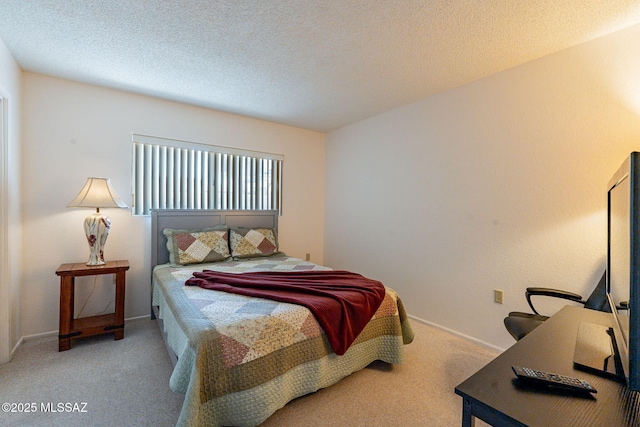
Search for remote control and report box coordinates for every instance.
[512,366,597,394]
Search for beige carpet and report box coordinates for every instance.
[0,318,497,426]
[0,318,184,427]
[260,320,498,426]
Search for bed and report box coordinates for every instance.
[150,209,414,427]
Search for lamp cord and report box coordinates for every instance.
[76,275,116,318]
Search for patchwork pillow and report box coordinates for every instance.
[229,228,280,259]
[163,227,230,266]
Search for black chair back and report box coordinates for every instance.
[584,272,611,312]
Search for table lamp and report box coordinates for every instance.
[67,177,128,266]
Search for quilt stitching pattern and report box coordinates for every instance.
[175,230,230,264]
[153,255,414,427]
[174,257,334,367]
[230,228,278,257]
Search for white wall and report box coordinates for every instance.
[325,23,640,351]
[21,73,325,337]
[0,37,22,361]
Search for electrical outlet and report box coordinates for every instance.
[494,289,504,304]
[305,253,311,261]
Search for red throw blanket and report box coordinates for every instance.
[185,270,386,355]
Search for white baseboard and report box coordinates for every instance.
[408,313,506,353]
[10,336,23,359]
[22,330,57,341]
[18,314,153,343]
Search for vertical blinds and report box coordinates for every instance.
[131,135,283,216]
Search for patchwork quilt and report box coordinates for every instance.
[152,256,414,427]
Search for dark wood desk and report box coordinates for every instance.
[455,306,640,426]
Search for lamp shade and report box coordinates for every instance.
[67,177,128,209]
[67,178,127,266]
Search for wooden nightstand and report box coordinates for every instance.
[55,260,130,351]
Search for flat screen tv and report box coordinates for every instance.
[607,151,640,390]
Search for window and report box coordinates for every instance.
[131,135,283,216]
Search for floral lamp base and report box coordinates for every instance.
[84,211,111,266]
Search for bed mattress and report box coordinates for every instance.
[152,255,414,427]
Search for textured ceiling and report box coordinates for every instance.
[2,1,640,132]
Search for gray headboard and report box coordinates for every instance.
[151,209,279,267]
